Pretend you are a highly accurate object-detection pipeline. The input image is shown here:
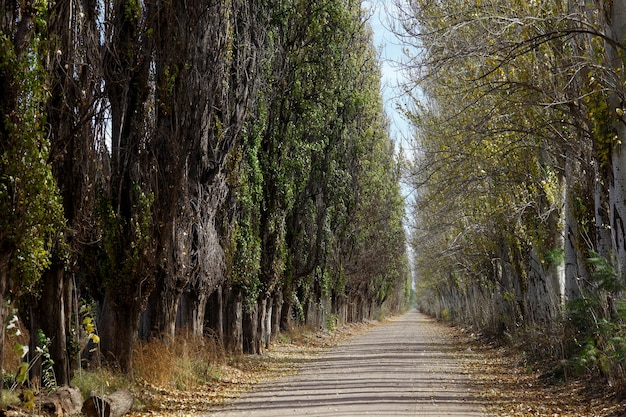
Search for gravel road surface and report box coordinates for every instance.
[205,310,485,416]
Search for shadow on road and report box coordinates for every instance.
[206,310,485,416]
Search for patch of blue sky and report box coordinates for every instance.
[362,0,412,150]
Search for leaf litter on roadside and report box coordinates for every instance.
[449,328,626,417]
[129,322,375,416]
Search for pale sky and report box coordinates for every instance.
[363,0,412,149]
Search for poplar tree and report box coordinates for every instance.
[398,0,626,354]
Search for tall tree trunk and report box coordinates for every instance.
[0,1,55,395]
[98,295,140,375]
[204,286,224,341]
[177,287,210,337]
[223,288,243,354]
[44,0,101,385]
[182,182,228,338]
[139,271,183,340]
[564,156,588,301]
[36,264,71,386]
[610,138,626,277]
[594,160,612,259]
[271,291,282,340]
[242,303,260,354]
[98,0,154,374]
[605,0,626,276]
[0,264,7,394]
[280,296,291,332]
[257,298,269,352]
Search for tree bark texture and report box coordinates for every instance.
[204,286,224,341]
[271,291,282,340]
[564,157,587,301]
[97,295,140,375]
[41,385,83,417]
[604,0,626,276]
[243,302,260,354]
[82,390,133,417]
[223,288,243,355]
[177,287,210,337]
[31,264,71,386]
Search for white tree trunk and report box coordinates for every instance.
[610,135,626,277]
[606,0,626,276]
[594,160,612,259]
[554,186,566,305]
[564,157,585,300]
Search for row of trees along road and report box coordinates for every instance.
[400,0,626,383]
[0,0,411,388]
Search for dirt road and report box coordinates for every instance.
[205,310,485,416]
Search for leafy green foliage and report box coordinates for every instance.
[567,255,626,381]
[228,0,410,321]
[36,329,56,390]
[0,29,65,296]
[227,221,262,311]
[96,185,154,302]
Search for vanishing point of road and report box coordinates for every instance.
[205,310,486,416]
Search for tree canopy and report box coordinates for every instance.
[398,0,626,383]
[0,0,410,391]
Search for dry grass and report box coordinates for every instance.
[130,321,375,416]
[71,367,131,399]
[68,329,229,414]
[134,329,225,391]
